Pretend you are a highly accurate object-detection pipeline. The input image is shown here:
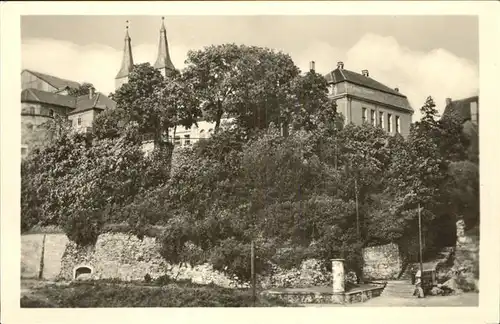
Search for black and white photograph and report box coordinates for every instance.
[1,2,499,324]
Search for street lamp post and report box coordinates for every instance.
[355,178,360,238]
[418,203,424,291]
[251,240,256,307]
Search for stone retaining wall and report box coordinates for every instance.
[23,231,358,289]
[21,234,44,279]
[56,232,335,288]
[362,243,402,280]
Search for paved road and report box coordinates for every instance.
[301,293,479,307]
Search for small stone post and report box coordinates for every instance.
[331,259,346,303]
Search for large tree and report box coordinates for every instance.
[68,82,95,97]
[111,63,197,150]
[287,70,333,132]
[183,44,300,133]
[366,96,453,259]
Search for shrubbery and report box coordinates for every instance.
[21,46,478,283]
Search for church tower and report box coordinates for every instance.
[154,17,176,77]
[115,21,134,90]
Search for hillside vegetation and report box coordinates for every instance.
[22,45,479,283]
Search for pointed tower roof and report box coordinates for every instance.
[115,20,134,79]
[154,17,176,72]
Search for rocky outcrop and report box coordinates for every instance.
[450,221,479,292]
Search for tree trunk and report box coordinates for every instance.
[214,102,223,133]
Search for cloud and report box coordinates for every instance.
[23,34,478,121]
[22,38,190,96]
[293,33,478,120]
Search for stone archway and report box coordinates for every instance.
[73,265,93,280]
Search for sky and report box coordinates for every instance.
[21,15,479,121]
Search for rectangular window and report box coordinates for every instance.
[379,111,384,129]
[396,116,401,134]
[370,109,376,126]
[77,117,82,126]
[362,108,367,123]
[387,114,393,133]
[174,136,181,146]
[29,107,35,115]
[184,134,191,146]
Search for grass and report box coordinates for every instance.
[21,280,294,308]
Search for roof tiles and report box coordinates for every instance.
[324,68,405,98]
[21,88,116,114]
[24,69,81,90]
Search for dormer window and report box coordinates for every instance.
[328,84,337,95]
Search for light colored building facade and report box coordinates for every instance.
[324,61,413,137]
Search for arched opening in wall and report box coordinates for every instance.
[73,265,93,280]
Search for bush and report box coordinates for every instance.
[154,274,172,286]
[271,245,315,270]
[208,237,274,283]
[63,209,104,246]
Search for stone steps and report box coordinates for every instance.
[381,280,415,298]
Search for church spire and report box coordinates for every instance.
[115,20,134,89]
[154,17,176,77]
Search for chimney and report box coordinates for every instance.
[446,98,452,106]
[470,101,478,124]
[362,69,369,77]
[337,61,344,70]
[89,86,95,99]
[309,61,315,72]
[394,87,399,92]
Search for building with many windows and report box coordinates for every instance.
[22,18,415,158]
[324,61,413,137]
[20,84,117,158]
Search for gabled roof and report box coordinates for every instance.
[23,69,81,90]
[324,68,406,98]
[21,88,76,108]
[442,95,479,122]
[69,92,117,115]
[21,88,116,114]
